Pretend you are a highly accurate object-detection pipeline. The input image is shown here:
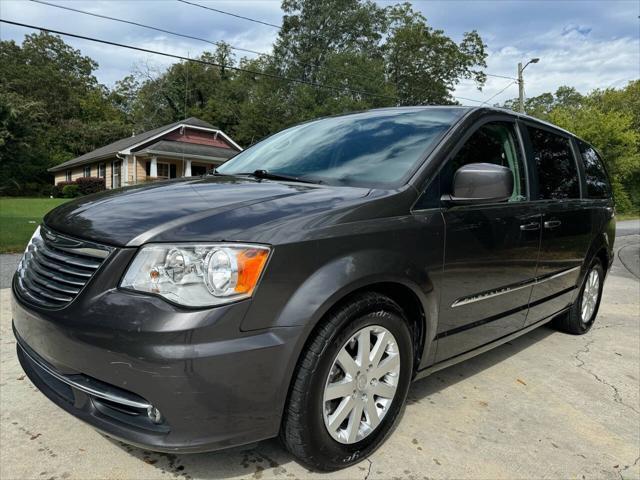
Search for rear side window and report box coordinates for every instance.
[577,140,611,199]
[527,126,580,200]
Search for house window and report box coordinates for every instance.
[83,165,91,177]
[157,162,169,179]
[98,163,106,178]
[65,170,72,181]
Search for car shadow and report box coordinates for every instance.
[408,323,556,401]
[105,323,558,478]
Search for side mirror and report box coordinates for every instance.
[442,163,513,205]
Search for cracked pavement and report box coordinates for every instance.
[1,235,638,479]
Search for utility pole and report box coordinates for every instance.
[517,62,524,113]
[517,58,540,113]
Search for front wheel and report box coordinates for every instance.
[554,259,604,335]
[281,293,413,471]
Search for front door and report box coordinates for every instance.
[112,160,121,188]
[434,119,540,362]
[191,165,207,176]
[523,124,593,324]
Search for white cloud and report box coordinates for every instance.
[1,0,638,103]
[453,25,639,106]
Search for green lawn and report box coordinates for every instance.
[0,197,69,253]
[617,213,639,221]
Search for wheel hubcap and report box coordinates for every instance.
[581,269,600,323]
[322,325,400,444]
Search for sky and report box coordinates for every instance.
[0,0,638,106]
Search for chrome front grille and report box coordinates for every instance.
[15,226,113,309]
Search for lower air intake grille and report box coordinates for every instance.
[15,226,112,309]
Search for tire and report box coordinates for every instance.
[554,258,604,335]
[280,292,414,471]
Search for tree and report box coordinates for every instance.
[2,1,491,194]
[0,33,128,194]
[272,0,487,107]
[383,3,487,105]
[0,89,49,194]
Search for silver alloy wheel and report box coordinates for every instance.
[322,325,400,444]
[581,269,600,323]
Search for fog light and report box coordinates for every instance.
[147,406,163,424]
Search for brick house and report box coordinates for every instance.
[49,117,242,189]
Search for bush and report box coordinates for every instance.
[53,177,105,198]
[53,181,75,198]
[61,184,80,198]
[75,176,105,195]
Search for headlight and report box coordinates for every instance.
[120,244,270,307]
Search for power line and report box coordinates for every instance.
[29,0,264,57]
[176,0,281,29]
[481,81,517,106]
[30,0,380,85]
[176,0,518,83]
[0,19,397,101]
[485,73,518,81]
[454,95,484,104]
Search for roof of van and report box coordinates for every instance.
[366,105,574,136]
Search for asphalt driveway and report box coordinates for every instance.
[1,231,638,479]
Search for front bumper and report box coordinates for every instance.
[11,286,304,453]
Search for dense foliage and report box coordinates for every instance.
[0,0,637,213]
[0,33,130,195]
[1,0,486,195]
[503,82,639,213]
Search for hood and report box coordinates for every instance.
[44,176,373,247]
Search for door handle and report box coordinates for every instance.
[520,222,540,231]
[544,220,562,229]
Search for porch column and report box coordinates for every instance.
[122,155,129,186]
[150,156,158,177]
[133,155,138,184]
[184,159,192,177]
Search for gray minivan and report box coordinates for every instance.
[13,107,614,470]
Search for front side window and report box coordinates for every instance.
[443,122,527,202]
[527,126,580,200]
[577,140,611,199]
[83,165,91,177]
[98,163,106,178]
[65,170,72,181]
[217,108,466,187]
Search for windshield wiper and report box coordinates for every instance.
[207,168,229,176]
[237,169,320,184]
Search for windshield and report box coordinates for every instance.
[217,108,466,187]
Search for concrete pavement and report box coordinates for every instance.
[617,219,640,237]
[0,254,21,289]
[0,237,638,479]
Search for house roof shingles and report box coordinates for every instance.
[136,140,238,161]
[49,117,223,172]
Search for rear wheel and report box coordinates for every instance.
[554,259,604,335]
[281,292,413,471]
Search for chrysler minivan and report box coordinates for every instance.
[12,107,615,470]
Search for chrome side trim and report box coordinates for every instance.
[451,266,581,308]
[18,343,150,409]
[451,280,534,308]
[536,266,581,285]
